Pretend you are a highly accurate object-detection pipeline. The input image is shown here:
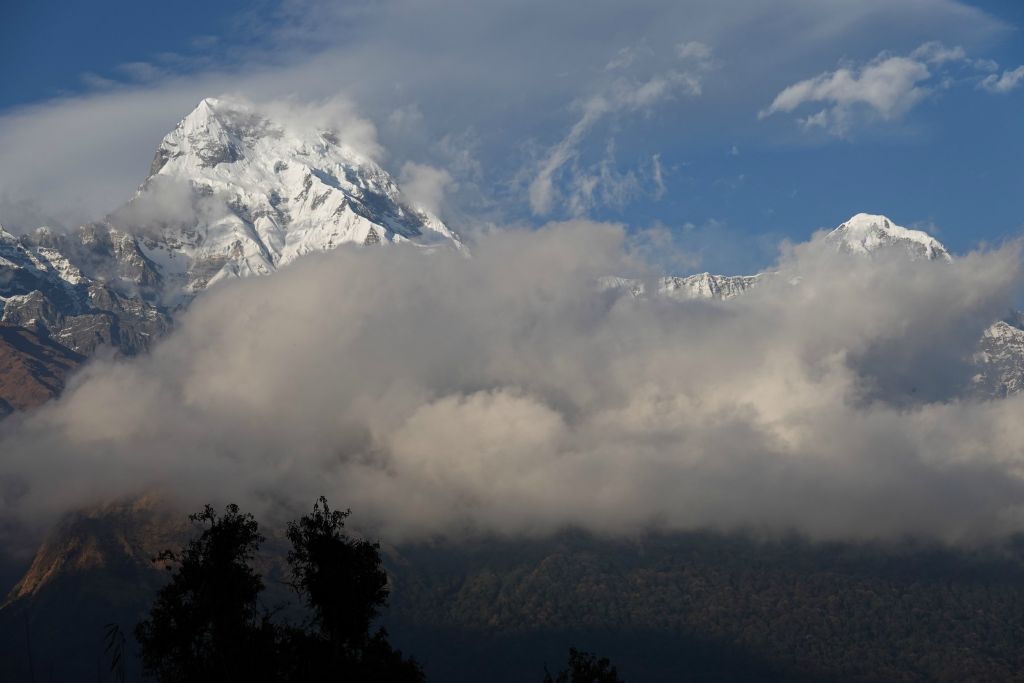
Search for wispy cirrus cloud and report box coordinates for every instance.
[528,42,714,216]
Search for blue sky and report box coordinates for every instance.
[1,0,1023,275]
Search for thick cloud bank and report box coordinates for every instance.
[1,222,1023,544]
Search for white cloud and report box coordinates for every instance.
[1,222,1023,544]
[980,65,1024,94]
[973,58,999,73]
[606,45,651,71]
[910,41,966,65]
[651,154,666,199]
[399,162,455,216]
[800,109,830,130]
[676,41,713,62]
[260,95,383,160]
[756,39,1021,135]
[79,72,119,90]
[760,53,933,136]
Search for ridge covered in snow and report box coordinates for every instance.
[604,213,951,305]
[659,272,768,300]
[606,213,950,303]
[600,273,768,301]
[125,97,460,301]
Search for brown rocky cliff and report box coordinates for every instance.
[0,322,84,415]
[3,493,185,605]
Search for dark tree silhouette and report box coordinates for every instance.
[543,647,626,683]
[136,499,423,682]
[278,496,424,681]
[286,497,388,644]
[135,504,276,682]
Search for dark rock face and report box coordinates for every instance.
[4,495,182,605]
[0,323,84,412]
[0,225,173,414]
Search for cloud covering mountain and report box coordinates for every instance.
[0,216,1021,547]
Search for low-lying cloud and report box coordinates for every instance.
[1,222,1023,546]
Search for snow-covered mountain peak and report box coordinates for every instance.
[150,96,262,172]
[151,96,374,176]
[826,213,951,262]
[123,96,460,302]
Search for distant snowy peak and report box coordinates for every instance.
[659,273,766,300]
[606,213,1022,400]
[151,97,377,184]
[604,215,950,305]
[826,213,951,262]
[126,96,459,301]
[599,272,767,302]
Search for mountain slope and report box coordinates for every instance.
[0,496,185,682]
[6,506,1024,683]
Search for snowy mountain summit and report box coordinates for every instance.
[123,97,459,300]
[0,97,460,358]
[825,213,951,262]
